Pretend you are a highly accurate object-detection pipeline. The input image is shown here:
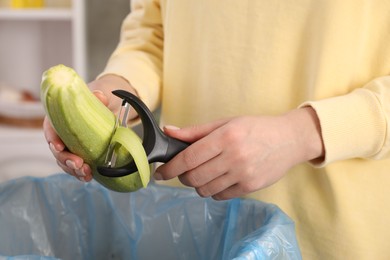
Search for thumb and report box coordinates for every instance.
[92,90,109,106]
[163,118,230,143]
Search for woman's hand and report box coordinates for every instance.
[88,74,139,117]
[155,107,324,200]
[43,74,137,182]
[44,115,93,182]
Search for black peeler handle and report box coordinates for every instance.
[97,90,189,177]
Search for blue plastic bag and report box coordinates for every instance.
[0,175,301,260]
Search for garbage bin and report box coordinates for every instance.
[0,175,301,260]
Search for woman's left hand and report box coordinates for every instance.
[154,107,324,200]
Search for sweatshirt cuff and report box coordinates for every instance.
[300,88,386,167]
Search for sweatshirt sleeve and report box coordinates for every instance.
[301,76,390,166]
[99,0,163,111]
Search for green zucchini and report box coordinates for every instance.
[40,64,150,192]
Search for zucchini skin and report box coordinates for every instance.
[41,64,144,192]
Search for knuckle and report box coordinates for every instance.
[187,172,201,187]
[179,171,202,188]
[235,169,259,194]
[239,180,259,194]
[234,149,249,164]
[177,175,189,186]
[196,185,211,198]
[182,149,198,169]
[222,127,242,143]
[212,193,226,201]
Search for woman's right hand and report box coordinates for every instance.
[43,74,138,182]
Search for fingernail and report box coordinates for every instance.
[79,177,87,182]
[154,172,163,180]
[75,168,86,178]
[164,125,180,130]
[65,160,78,170]
[49,142,61,153]
[212,195,222,201]
[92,90,104,95]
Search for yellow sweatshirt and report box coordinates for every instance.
[101,1,390,259]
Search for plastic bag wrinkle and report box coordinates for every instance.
[0,174,301,260]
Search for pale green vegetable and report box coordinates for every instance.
[41,64,150,192]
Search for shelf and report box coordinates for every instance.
[0,125,59,182]
[0,124,43,138]
[0,8,72,21]
[0,0,83,182]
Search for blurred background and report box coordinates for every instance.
[0,0,130,182]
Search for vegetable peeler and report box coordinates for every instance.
[97,90,189,177]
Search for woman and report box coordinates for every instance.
[45,1,390,258]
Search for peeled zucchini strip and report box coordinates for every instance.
[111,126,150,187]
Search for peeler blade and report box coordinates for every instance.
[104,101,131,168]
[97,90,190,178]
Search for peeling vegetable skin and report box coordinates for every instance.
[110,126,150,187]
[41,64,150,192]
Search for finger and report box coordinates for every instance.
[155,136,222,180]
[49,143,84,170]
[57,160,92,182]
[56,160,76,177]
[163,118,230,143]
[92,89,138,120]
[178,154,227,188]
[92,90,109,106]
[75,164,93,182]
[211,183,250,201]
[43,117,65,152]
[195,173,237,198]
